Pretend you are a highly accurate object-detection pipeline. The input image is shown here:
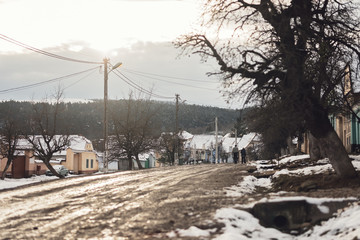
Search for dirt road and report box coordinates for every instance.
[0,164,250,239]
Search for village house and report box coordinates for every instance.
[103,151,157,171]
[0,135,98,178]
[183,132,260,163]
[184,134,219,163]
[331,65,360,153]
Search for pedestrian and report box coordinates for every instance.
[241,148,246,164]
[232,145,239,164]
[212,149,216,164]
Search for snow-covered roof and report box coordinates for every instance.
[68,135,92,151]
[138,151,155,161]
[14,135,93,154]
[16,138,33,149]
[185,134,221,150]
[221,137,238,153]
[160,130,194,140]
[221,133,258,153]
[179,130,193,140]
[237,132,257,149]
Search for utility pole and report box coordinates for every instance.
[235,129,238,146]
[215,117,218,164]
[175,94,179,135]
[103,58,109,172]
[175,94,180,165]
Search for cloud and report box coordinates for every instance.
[0,41,237,109]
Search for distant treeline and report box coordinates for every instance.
[0,99,240,142]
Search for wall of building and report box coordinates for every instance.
[79,152,98,173]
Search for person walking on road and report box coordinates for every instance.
[232,145,239,164]
[241,148,246,164]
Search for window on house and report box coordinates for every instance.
[91,159,93,168]
[86,159,89,168]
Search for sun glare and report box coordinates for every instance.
[0,0,200,53]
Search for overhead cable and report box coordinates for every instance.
[122,68,218,83]
[0,34,102,64]
[63,69,99,90]
[111,69,173,100]
[0,66,101,94]
[123,69,218,91]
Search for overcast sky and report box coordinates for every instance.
[0,0,243,109]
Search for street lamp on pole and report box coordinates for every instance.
[103,58,122,172]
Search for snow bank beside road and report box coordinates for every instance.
[168,155,360,239]
[225,175,272,197]
[273,163,334,177]
[169,200,360,239]
[214,201,360,240]
[0,175,58,190]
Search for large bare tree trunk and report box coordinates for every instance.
[306,104,357,179]
[1,159,12,180]
[127,153,133,170]
[309,133,325,161]
[286,136,296,155]
[43,159,64,179]
[135,155,144,170]
[311,128,356,178]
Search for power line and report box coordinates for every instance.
[112,70,173,100]
[109,65,173,100]
[0,33,102,64]
[63,69,99,90]
[0,66,101,94]
[123,70,219,91]
[122,67,218,83]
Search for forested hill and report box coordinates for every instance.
[0,100,239,140]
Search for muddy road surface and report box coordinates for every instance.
[0,164,250,239]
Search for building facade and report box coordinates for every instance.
[0,135,98,178]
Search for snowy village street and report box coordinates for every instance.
[0,164,249,239]
[1,156,360,239]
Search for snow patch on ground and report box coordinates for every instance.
[225,176,272,197]
[214,207,292,240]
[273,164,334,177]
[214,201,360,240]
[170,200,360,240]
[305,202,360,239]
[168,154,360,239]
[278,155,310,164]
[0,175,58,190]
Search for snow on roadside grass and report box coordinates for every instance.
[226,155,337,197]
[305,202,360,239]
[214,200,360,240]
[250,155,311,172]
[168,155,360,239]
[278,154,310,165]
[176,226,216,238]
[350,155,360,170]
[214,207,292,240]
[273,163,334,178]
[170,198,360,239]
[0,175,61,190]
[274,156,360,177]
[225,176,272,197]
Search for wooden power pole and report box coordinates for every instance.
[175,94,180,164]
[103,58,109,172]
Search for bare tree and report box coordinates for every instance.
[0,117,21,180]
[110,92,159,170]
[26,90,71,178]
[176,0,360,178]
[158,132,177,166]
